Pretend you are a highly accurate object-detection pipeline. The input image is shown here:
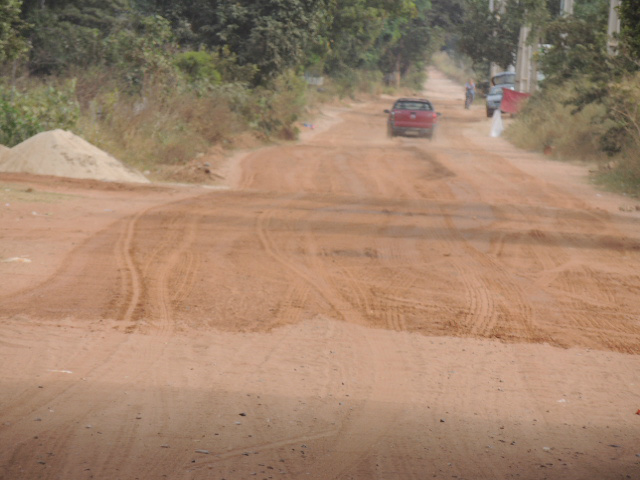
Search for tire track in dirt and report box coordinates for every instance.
[251,191,422,477]
[452,259,497,335]
[0,325,155,480]
[144,209,201,333]
[113,210,146,326]
[184,318,346,475]
[429,148,548,343]
[0,191,212,478]
[444,208,551,343]
[545,266,640,353]
[434,122,630,346]
[366,268,419,332]
[476,193,640,352]
[111,202,203,333]
[269,279,312,329]
[336,263,408,332]
[180,317,414,479]
[308,323,418,480]
[255,197,359,326]
[423,160,503,339]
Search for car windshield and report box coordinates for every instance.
[489,84,515,95]
[492,72,516,85]
[394,101,432,111]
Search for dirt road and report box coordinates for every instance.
[1,70,639,480]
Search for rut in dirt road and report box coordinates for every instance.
[1,69,640,480]
[2,81,640,354]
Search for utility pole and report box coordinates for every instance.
[561,0,574,15]
[515,0,576,94]
[607,0,621,55]
[515,25,534,93]
[489,0,506,78]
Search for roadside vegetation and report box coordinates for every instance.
[0,0,639,194]
[452,0,640,196]
[0,0,451,178]
[503,0,640,196]
[431,51,475,86]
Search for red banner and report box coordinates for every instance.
[501,89,531,114]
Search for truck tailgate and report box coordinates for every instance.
[393,110,436,128]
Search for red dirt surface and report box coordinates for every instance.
[1,70,639,479]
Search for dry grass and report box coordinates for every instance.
[431,51,476,86]
[504,82,613,163]
[76,83,245,175]
[3,64,405,184]
[506,75,640,196]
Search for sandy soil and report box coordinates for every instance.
[1,70,639,480]
[1,130,149,184]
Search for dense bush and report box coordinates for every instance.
[0,80,79,146]
[505,79,615,161]
[431,51,476,86]
[0,0,444,178]
[608,72,640,150]
[175,51,222,85]
[505,69,640,195]
[502,0,640,195]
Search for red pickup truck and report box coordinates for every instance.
[384,98,440,139]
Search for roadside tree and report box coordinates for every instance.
[0,0,29,64]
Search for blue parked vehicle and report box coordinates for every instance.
[485,83,515,117]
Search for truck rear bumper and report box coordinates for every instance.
[389,125,434,138]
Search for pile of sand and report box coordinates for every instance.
[0,144,9,164]
[0,130,149,183]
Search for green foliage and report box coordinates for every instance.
[37,0,130,31]
[0,0,29,63]
[429,0,464,30]
[502,0,640,195]
[431,50,476,85]
[538,3,609,85]
[594,73,640,196]
[323,0,437,85]
[594,156,640,195]
[81,84,241,168]
[324,1,388,73]
[0,0,447,178]
[456,0,491,69]
[241,69,307,139]
[618,0,640,60]
[0,80,79,146]
[400,60,428,90]
[378,0,437,78]
[608,72,640,149]
[27,9,103,74]
[25,0,132,74]
[457,0,550,71]
[175,46,257,85]
[103,14,177,92]
[0,94,40,146]
[505,79,614,161]
[132,0,218,46]
[327,68,384,99]
[20,0,439,88]
[457,0,521,70]
[215,0,330,84]
[175,51,221,84]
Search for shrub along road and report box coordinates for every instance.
[1,70,639,479]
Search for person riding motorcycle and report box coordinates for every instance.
[465,79,476,109]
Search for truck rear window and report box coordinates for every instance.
[394,101,432,111]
